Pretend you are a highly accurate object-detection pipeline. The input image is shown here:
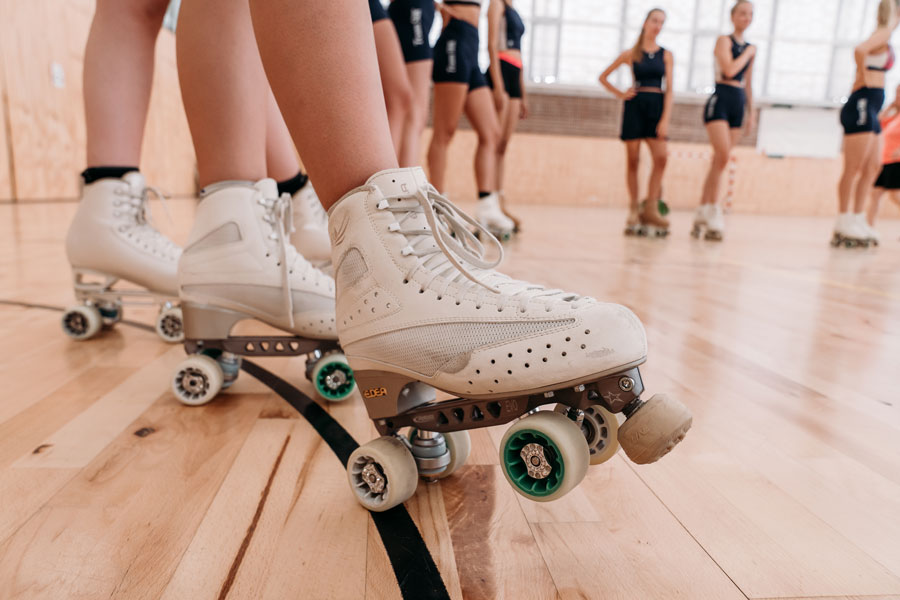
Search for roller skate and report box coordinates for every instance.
[637,198,670,237]
[831,213,872,248]
[704,203,725,241]
[291,180,332,268]
[330,168,692,512]
[499,191,522,234]
[624,205,641,236]
[858,214,881,247]
[476,192,515,242]
[690,204,707,239]
[63,171,184,343]
[170,179,355,406]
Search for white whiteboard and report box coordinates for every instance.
[756,106,843,159]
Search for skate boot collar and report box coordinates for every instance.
[328,168,430,216]
[199,179,277,198]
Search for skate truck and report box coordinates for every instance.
[346,363,692,511]
[170,303,356,406]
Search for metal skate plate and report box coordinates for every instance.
[185,336,340,357]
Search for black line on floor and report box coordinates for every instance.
[5,299,451,599]
[241,360,451,600]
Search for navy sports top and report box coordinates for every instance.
[720,35,752,82]
[632,48,665,88]
[500,3,525,50]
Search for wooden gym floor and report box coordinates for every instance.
[1,199,899,600]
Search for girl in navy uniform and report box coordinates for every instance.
[693,0,756,242]
[599,8,673,236]
[833,0,900,248]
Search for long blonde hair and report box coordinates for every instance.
[878,0,900,26]
[632,8,665,62]
[731,0,752,16]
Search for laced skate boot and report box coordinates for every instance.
[831,213,871,248]
[638,198,670,237]
[63,171,184,343]
[171,179,355,406]
[704,203,725,241]
[476,192,515,242]
[331,167,691,511]
[624,205,641,236]
[690,204,708,239]
[499,191,522,234]
[857,213,880,247]
[290,181,332,267]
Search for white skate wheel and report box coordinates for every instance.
[61,305,102,341]
[155,306,184,344]
[311,352,356,402]
[172,354,224,406]
[347,436,419,512]
[500,411,589,502]
[435,430,471,479]
[554,404,619,465]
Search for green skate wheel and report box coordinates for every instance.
[500,411,589,502]
[62,305,102,341]
[658,199,670,216]
[347,436,419,512]
[311,352,356,402]
[172,354,224,406]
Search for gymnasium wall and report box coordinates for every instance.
[0,0,195,202]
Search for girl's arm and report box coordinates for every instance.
[658,49,674,138]
[715,35,756,80]
[599,50,636,100]
[486,0,506,110]
[743,59,755,135]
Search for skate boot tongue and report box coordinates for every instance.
[254,177,279,198]
[122,171,147,196]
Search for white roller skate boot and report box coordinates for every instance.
[690,204,708,239]
[331,168,691,511]
[831,213,871,248]
[63,171,184,343]
[290,181,332,268]
[856,213,880,247]
[476,192,515,242]
[704,203,725,241]
[171,179,355,406]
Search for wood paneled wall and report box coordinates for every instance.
[0,0,195,201]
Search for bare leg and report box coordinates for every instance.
[427,83,469,192]
[249,0,397,208]
[645,138,668,206]
[401,60,433,167]
[495,97,520,192]
[700,121,732,206]
[853,134,881,213]
[623,141,641,210]
[374,20,414,163]
[265,87,301,182]
[464,87,501,193]
[868,187,885,225]
[84,0,170,166]
[838,132,875,213]
[177,0,268,187]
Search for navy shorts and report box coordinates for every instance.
[621,92,664,140]
[704,84,746,128]
[485,59,522,99]
[388,0,435,62]
[841,87,885,135]
[369,0,389,22]
[433,19,487,90]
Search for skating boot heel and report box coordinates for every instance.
[61,268,183,343]
[171,302,356,406]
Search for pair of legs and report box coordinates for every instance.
[85,0,303,182]
[624,138,668,213]
[493,95,522,192]
[699,120,740,206]
[838,132,882,216]
[428,84,500,193]
[373,20,420,167]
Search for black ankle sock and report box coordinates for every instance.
[81,166,139,184]
[276,171,309,196]
[478,191,492,199]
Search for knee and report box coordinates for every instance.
[496,137,509,156]
[478,126,500,152]
[626,155,640,172]
[712,152,730,171]
[386,85,413,118]
[97,0,169,27]
[431,125,456,146]
[653,152,668,170]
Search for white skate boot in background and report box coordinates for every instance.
[856,213,880,247]
[476,192,515,242]
[690,204,708,239]
[831,213,872,248]
[171,179,355,406]
[290,181,332,268]
[330,167,691,511]
[704,203,726,241]
[63,171,184,343]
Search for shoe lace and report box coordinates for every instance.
[113,183,180,260]
[379,185,586,313]
[259,191,326,329]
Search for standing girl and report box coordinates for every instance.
[599,8,673,237]
[693,0,756,242]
